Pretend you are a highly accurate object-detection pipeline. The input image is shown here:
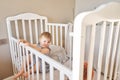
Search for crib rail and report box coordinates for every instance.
[11,37,72,80]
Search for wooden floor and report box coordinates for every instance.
[3,75,14,80]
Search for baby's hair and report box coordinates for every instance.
[39,32,52,41]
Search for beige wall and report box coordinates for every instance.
[0,0,74,79]
[75,0,120,16]
[0,42,12,80]
[0,0,74,39]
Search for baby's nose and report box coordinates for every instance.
[45,42,49,45]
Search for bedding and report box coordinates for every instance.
[49,45,69,64]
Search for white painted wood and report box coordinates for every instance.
[87,24,96,80]
[109,21,120,80]
[72,2,120,80]
[96,21,106,80]
[35,19,39,44]
[22,20,26,40]
[29,20,33,43]
[15,20,19,39]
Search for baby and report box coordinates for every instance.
[13,32,52,80]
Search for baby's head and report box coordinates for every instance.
[39,32,52,47]
[84,62,94,80]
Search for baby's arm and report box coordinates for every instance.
[19,39,30,46]
[19,39,36,49]
[40,48,50,54]
[29,44,50,54]
[30,45,50,54]
[19,39,49,54]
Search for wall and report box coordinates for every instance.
[75,0,120,16]
[0,39,12,79]
[0,0,74,39]
[0,0,74,79]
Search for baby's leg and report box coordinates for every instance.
[23,64,37,78]
[13,68,24,80]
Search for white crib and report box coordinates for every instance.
[6,13,73,80]
[6,1,120,80]
[72,1,120,80]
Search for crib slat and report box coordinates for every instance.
[64,26,68,51]
[52,25,55,45]
[56,27,59,46]
[96,21,106,80]
[114,30,120,80]
[29,20,33,43]
[40,19,43,33]
[60,26,63,47]
[79,25,86,80]
[30,53,35,80]
[48,26,51,33]
[35,19,39,43]
[109,22,120,80]
[17,42,21,72]
[19,44,23,70]
[14,41,18,72]
[50,65,54,80]
[26,48,31,80]
[60,71,64,80]
[22,45,27,78]
[87,25,96,80]
[15,20,19,39]
[104,22,114,80]
[22,20,27,40]
[36,56,39,80]
[45,23,48,32]
[11,39,16,73]
[42,60,46,80]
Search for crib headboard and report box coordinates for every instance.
[6,13,48,43]
[72,2,120,80]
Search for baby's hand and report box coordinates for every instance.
[18,39,30,46]
[24,42,30,46]
[19,39,27,43]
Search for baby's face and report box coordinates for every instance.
[40,36,51,47]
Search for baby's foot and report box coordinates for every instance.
[23,72,28,78]
[13,75,17,80]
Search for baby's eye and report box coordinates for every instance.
[48,41,50,43]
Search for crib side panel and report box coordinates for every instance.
[19,41,72,80]
[73,15,120,80]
